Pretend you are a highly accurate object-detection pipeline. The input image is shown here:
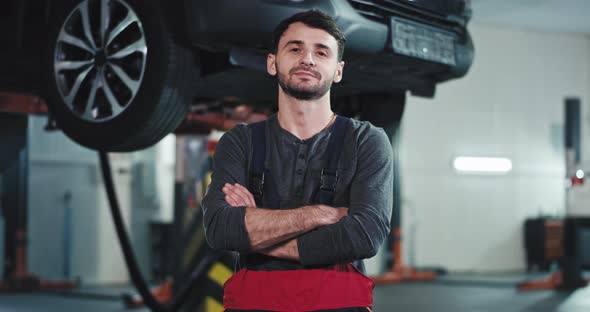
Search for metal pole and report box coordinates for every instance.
[62,191,72,280]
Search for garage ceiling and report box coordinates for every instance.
[471,0,590,34]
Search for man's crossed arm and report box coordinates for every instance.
[222,182,348,260]
[202,124,393,266]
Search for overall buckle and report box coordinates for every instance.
[320,169,338,191]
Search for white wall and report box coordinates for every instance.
[26,116,173,284]
[154,135,176,222]
[27,117,131,284]
[400,24,590,272]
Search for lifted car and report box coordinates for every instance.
[0,0,474,151]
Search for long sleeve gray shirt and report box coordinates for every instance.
[201,113,393,269]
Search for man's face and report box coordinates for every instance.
[267,22,344,101]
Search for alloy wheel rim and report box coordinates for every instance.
[54,0,147,123]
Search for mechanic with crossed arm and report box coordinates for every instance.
[201,10,393,312]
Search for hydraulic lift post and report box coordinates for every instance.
[518,97,589,291]
[0,101,77,292]
[357,94,438,285]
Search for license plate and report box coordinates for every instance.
[391,17,457,66]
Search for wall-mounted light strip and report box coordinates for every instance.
[453,156,512,173]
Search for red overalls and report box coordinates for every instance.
[223,263,374,311]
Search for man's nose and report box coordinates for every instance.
[300,51,315,66]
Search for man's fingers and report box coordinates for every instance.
[228,186,251,207]
[233,183,252,196]
[224,193,235,205]
[223,183,252,207]
[333,207,349,221]
[225,195,237,207]
[231,193,247,206]
[226,183,256,208]
[223,184,245,206]
[233,183,257,207]
[226,193,248,207]
[338,207,349,216]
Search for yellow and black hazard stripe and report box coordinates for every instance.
[173,143,235,311]
[176,241,235,312]
[203,261,233,312]
[181,252,234,312]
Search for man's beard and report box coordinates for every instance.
[276,63,333,101]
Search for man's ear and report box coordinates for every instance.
[267,53,277,76]
[333,60,345,83]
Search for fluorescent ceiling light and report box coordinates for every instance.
[453,156,512,173]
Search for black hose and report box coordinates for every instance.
[99,151,166,312]
[98,151,223,312]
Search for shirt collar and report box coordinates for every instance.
[269,113,333,145]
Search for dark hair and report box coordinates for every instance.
[271,10,346,61]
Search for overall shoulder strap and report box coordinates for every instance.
[317,115,350,205]
[248,120,266,207]
[317,116,365,272]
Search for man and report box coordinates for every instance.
[201,10,393,312]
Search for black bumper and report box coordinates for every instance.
[184,0,474,97]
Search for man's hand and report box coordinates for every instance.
[222,183,257,208]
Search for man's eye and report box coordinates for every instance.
[318,51,327,56]
[290,48,300,52]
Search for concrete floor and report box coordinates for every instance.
[0,275,589,312]
[374,282,588,312]
[0,285,149,312]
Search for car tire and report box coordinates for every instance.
[43,0,197,151]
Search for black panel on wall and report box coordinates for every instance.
[564,97,581,163]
